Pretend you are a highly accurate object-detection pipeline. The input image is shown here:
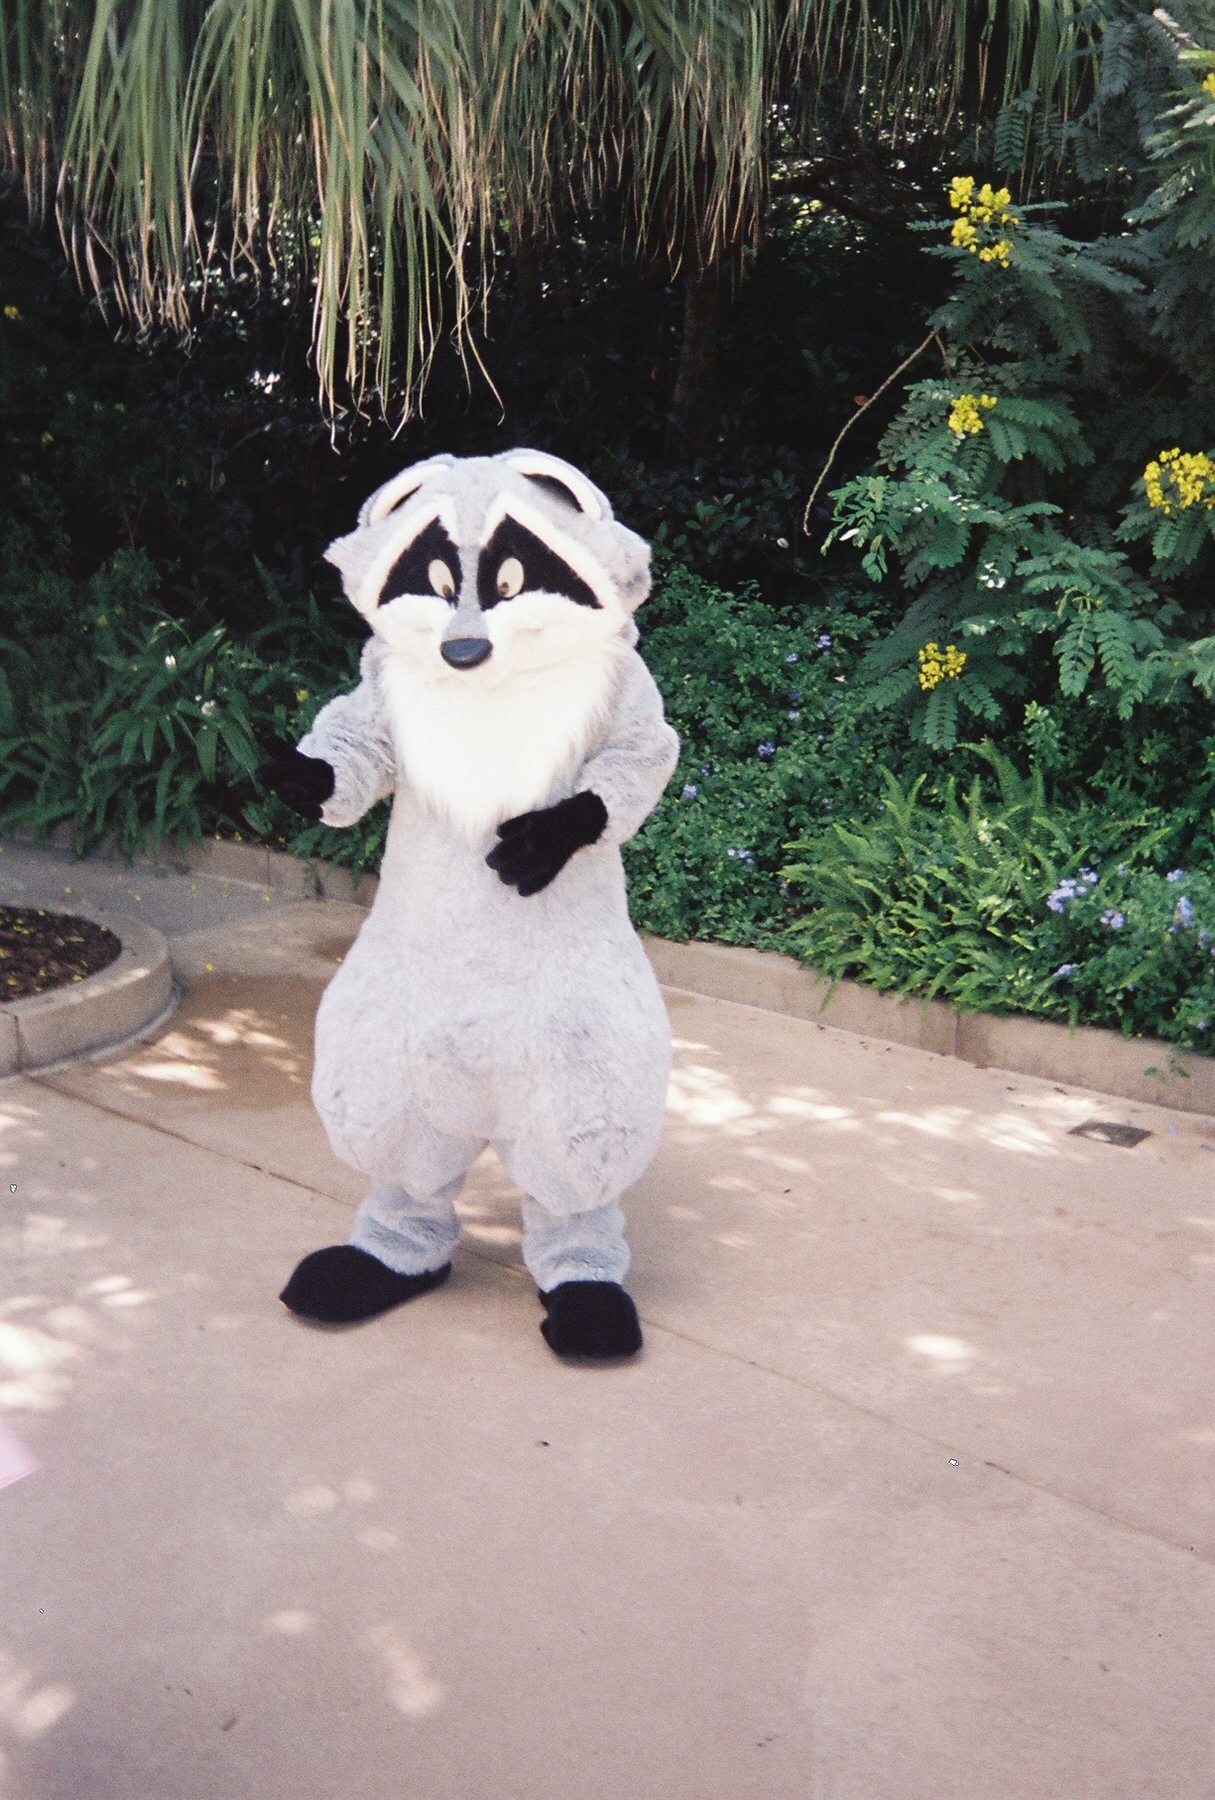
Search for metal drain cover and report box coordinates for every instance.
[1068,1120,1153,1148]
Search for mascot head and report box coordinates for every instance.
[324,450,651,687]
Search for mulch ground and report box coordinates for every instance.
[0,906,122,1002]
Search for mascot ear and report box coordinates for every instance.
[325,454,456,610]
[504,450,611,523]
[359,455,454,529]
[611,523,652,613]
[323,526,379,610]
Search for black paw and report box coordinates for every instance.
[280,1245,451,1325]
[255,731,336,822]
[539,1281,643,1358]
[486,791,607,896]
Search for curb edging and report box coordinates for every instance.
[7,831,1213,1116]
[641,937,1215,1118]
[0,908,175,1076]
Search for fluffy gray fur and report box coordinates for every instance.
[300,450,679,1289]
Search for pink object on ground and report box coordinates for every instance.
[0,1417,39,1489]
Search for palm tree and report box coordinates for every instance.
[0,1,1103,438]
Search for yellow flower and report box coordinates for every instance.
[1144,447,1215,514]
[296,688,309,702]
[1203,72,1215,99]
[918,643,968,691]
[948,393,998,438]
[946,179,1017,261]
[3,305,19,320]
[40,431,53,445]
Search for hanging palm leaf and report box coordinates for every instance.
[0,0,1106,421]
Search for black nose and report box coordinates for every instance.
[440,636,493,669]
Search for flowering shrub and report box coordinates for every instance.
[947,393,998,438]
[948,177,1018,267]
[917,643,967,690]
[1036,861,1215,1049]
[821,10,1215,751]
[783,745,1215,1053]
[1143,449,1215,515]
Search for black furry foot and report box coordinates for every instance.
[280,1246,451,1326]
[539,1281,643,1358]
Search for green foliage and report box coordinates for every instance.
[822,5,1215,750]
[0,551,264,858]
[1036,859,1215,1049]
[782,746,1215,1051]
[622,555,907,944]
[781,745,1138,1014]
[0,0,1098,418]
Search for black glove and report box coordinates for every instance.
[255,731,336,822]
[486,791,608,897]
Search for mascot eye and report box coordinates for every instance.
[478,516,601,611]
[428,559,456,598]
[379,518,462,606]
[496,556,525,599]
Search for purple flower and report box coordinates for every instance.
[758,742,776,759]
[1167,868,1186,883]
[1101,910,1126,930]
[785,652,799,664]
[788,710,801,722]
[1176,896,1195,928]
[817,633,833,649]
[1048,870,1098,912]
[681,784,699,800]
[1053,963,1080,980]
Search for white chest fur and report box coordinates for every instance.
[378,642,624,840]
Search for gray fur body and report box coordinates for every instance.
[300,451,679,1287]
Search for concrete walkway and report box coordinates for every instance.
[1,840,1213,1799]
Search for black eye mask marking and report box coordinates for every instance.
[379,518,462,606]
[477,516,601,611]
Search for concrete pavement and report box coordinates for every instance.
[1,839,1213,1798]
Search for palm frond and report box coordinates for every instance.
[0,0,1111,417]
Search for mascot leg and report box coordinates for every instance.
[521,1198,642,1359]
[280,1174,467,1327]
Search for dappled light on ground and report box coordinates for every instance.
[906,1333,978,1374]
[0,1646,75,1741]
[365,1625,445,1720]
[0,1319,80,1411]
[39,974,327,1116]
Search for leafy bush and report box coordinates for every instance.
[782,745,1215,1052]
[1034,859,1215,1050]
[0,551,263,857]
[821,7,1215,751]
[622,556,910,945]
[782,746,1100,1012]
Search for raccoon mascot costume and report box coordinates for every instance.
[259,451,679,1358]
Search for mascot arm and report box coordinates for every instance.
[486,654,678,896]
[293,644,397,828]
[575,654,680,848]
